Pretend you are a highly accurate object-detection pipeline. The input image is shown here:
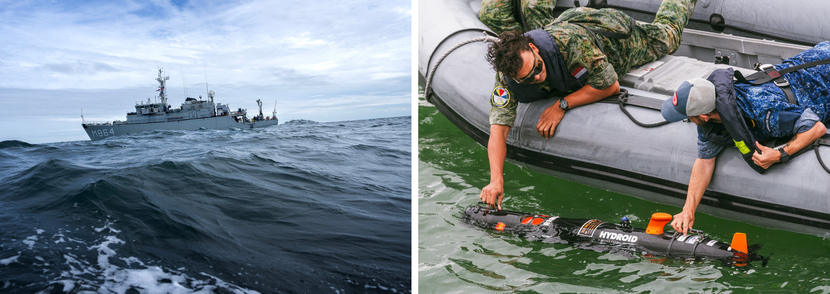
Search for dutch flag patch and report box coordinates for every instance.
[571,65,588,81]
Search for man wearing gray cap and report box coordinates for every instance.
[660,41,830,234]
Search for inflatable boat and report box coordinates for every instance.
[419,0,830,235]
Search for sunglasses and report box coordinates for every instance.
[512,50,543,84]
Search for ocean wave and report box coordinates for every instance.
[0,116,411,293]
[281,119,319,125]
[0,140,36,149]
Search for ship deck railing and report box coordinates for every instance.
[82,121,113,126]
[84,115,261,126]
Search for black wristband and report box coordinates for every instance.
[778,148,790,163]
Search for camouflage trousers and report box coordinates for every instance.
[601,0,697,77]
[631,0,697,62]
[479,0,557,35]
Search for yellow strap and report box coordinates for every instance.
[734,140,751,154]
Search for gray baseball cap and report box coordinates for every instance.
[661,78,717,122]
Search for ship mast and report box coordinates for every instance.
[257,99,263,120]
[156,68,168,111]
[205,65,216,116]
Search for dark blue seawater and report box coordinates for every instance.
[0,117,411,293]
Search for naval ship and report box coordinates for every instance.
[82,68,279,141]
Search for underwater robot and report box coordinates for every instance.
[462,203,767,266]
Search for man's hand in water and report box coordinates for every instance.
[480,182,504,210]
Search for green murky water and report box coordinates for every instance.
[418,101,830,293]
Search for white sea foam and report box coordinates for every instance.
[65,236,86,244]
[52,225,261,294]
[0,253,20,265]
[120,256,145,266]
[23,235,37,250]
[363,282,398,292]
[55,279,75,292]
[94,221,121,234]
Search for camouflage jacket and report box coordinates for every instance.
[489,8,635,126]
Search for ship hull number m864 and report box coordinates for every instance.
[91,128,115,137]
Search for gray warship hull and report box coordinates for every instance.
[83,116,279,141]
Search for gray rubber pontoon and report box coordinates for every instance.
[419,0,830,235]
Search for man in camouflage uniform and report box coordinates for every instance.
[479,0,697,210]
[660,41,830,235]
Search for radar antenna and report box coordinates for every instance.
[204,65,210,102]
[257,99,263,119]
[155,68,168,109]
[180,66,188,100]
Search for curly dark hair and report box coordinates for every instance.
[485,31,535,77]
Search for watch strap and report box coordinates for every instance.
[559,99,569,112]
[778,148,790,163]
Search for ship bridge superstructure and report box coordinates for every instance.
[116,68,250,125]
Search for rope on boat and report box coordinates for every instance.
[790,135,830,174]
[613,89,671,128]
[815,144,830,173]
[424,31,498,103]
[811,137,830,174]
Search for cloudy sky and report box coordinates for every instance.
[0,0,411,143]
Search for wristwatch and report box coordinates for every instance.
[559,99,570,112]
[778,148,790,163]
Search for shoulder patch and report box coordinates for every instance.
[570,65,588,81]
[491,86,511,108]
